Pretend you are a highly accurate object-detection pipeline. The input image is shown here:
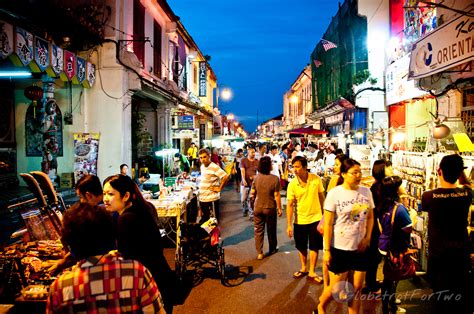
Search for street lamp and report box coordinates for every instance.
[220,87,233,101]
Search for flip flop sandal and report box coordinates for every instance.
[307,275,323,284]
[293,271,309,279]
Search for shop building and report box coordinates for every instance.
[283,65,313,134]
[0,0,216,188]
[310,0,389,144]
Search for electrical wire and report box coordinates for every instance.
[96,65,132,100]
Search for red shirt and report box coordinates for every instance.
[46,251,163,314]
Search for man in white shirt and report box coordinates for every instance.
[198,149,229,223]
[268,144,283,178]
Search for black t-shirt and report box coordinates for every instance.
[421,186,472,257]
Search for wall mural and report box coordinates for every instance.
[25,98,63,158]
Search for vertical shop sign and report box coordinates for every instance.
[199,123,205,147]
[199,61,207,97]
[73,133,100,183]
[0,20,14,59]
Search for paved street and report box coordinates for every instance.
[165,184,436,314]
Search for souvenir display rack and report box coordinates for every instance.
[391,151,474,272]
[391,151,436,272]
[349,144,371,177]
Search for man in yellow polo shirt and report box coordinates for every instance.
[187,142,198,170]
[286,156,325,283]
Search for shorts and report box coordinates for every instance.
[294,221,323,252]
[328,246,369,274]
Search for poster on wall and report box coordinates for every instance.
[73,133,100,183]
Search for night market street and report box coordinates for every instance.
[166,184,435,314]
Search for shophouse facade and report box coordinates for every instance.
[283,65,313,133]
[385,0,473,151]
[0,0,216,188]
[309,0,389,144]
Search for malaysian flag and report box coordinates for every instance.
[314,59,323,68]
[321,39,337,51]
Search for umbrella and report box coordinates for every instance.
[288,126,328,135]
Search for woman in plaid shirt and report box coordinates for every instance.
[47,203,164,313]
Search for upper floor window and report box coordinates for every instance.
[153,21,162,78]
[133,0,145,64]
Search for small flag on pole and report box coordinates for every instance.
[321,39,337,51]
[314,60,322,68]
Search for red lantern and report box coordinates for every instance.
[24,85,43,118]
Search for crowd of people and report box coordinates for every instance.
[219,141,472,314]
[41,139,472,313]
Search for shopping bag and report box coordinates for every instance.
[210,227,220,246]
[383,250,416,281]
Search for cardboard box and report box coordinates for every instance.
[60,173,74,188]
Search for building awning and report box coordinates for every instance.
[309,97,354,120]
[287,126,328,135]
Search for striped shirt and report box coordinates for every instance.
[46,251,163,314]
[199,162,227,202]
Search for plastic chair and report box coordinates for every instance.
[19,173,61,238]
[30,171,67,212]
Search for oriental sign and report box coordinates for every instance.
[409,14,474,79]
[199,61,207,97]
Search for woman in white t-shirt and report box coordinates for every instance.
[317,158,374,314]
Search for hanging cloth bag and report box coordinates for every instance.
[382,204,416,281]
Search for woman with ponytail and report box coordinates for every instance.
[103,174,175,313]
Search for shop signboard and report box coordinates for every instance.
[409,14,474,79]
[178,115,194,129]
[199,61,207,97]
[0,20,14,59]
[386,53,427,105]
[73,133,100,183]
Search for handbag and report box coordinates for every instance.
[382,204,416,281]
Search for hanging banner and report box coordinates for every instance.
[73,56,86,84]
[409,14,474,79]
[199,61,207,97]
[83,62,96,88]
[46,44,63,78]
[73,133,100,183]
[61,50,76,81]
[0,20,14,59]
[11,27,33,66]
[30,36,49,72]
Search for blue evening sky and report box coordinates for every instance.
[168,0,341,132]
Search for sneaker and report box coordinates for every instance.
[257,254,264,260]
[395,307,406,313]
